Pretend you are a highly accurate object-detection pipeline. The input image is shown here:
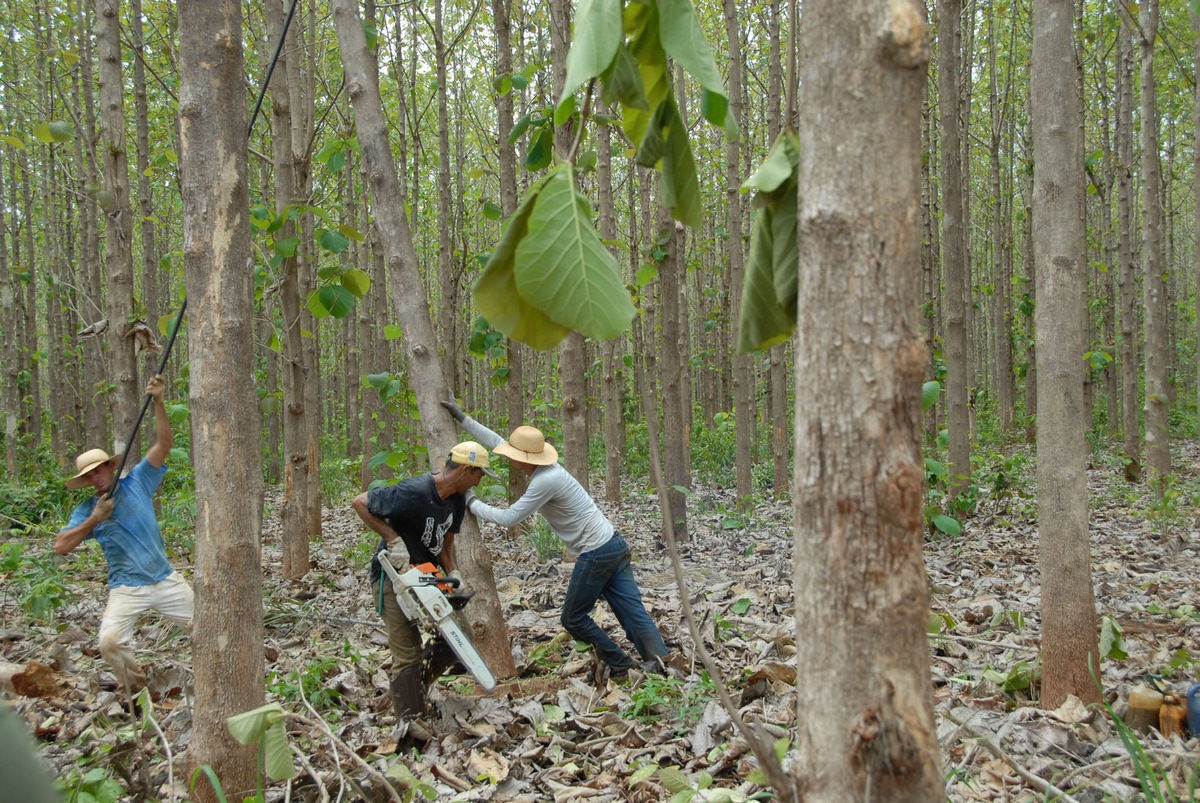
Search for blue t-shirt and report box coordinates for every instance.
[64,459,173,589]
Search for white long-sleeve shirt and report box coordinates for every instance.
[460,415,614,557]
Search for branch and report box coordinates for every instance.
[944,711,1085,803]
[649,443,797,802]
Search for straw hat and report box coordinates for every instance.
[493,426,558,466]
[66,448,121,489]
[449,441,498,477]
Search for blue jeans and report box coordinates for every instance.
[561,534,666,670]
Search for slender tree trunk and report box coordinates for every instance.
[1,159,13,476]
[725,0,753,510]
[987,5,1015,434]
[1138,0,1169,490]
[1194,6,1200,429]
[549,0,589,489]
[792,2,942,799]
[434,0,458,393]
[267,0,311,578]
[96,0,140,460]
[939,0,970,496]
[1032,0,1100,708]
[179,2,266,798]
[331,0,517,679]
[660,201,689,541]
[596,108,624,503]
[491,0,529,507]
[131,0,160,327]
[768,0,790,497]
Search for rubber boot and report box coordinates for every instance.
[423,640,464,683]
[390,665,425,720]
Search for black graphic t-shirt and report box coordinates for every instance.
[366,473,465,584]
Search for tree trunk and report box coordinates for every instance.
[178,2,266,798]
[549,0,589,489]
[1139,0,1170,490]
[1032,0,1100,709]
[939,0,970,498]
[660,205,689,541]
[131,0,160,329]
[1,159,13,477]
[1194,6,1200,431]
[96,0,140,460]
[330,0,517,680]
[596,108,624,503]
[491,0,529,507]
[267,0,311,579]
[987,7,1015,434]
[792,2,942,799]
[724,0,753,510]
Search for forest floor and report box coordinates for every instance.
[4,441,1200,802]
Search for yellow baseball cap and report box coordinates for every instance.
[450,441,498,477]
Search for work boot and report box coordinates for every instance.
[390,665,425,719]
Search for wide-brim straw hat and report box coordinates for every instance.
[66,448,121,489]
[493,426,558,466]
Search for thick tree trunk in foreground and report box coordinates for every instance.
[330,0,517,679]
[791,2,943,799]
[1032,0,1100,709]
[179,1,266,799]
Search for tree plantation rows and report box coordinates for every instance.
[0,0,1197,799]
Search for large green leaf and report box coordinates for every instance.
[511,166,634,343]
[341,268,371,298]
[226,704,295,781]
[736,201,794,352]
[623,2,669,148]
[659,97,701,228]
[307,285,356,319]
[741,132,794,194]
[474,174,573,350]
[736,131,799,353]
[600,42,648,111]
[658,0,729,130]
[561,0,623,103]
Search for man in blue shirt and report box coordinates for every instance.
[55,374,193,693]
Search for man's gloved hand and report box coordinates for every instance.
[447,569,473,599]
[464,489,477,515]
[386,537,410,569]
[92,496,114,523]
[441,399,465,423]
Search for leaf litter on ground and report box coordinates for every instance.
[2,442,1200,800]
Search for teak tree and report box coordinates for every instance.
[1032,0,1100,708]
[178,0,266,797]
[790,1,943,800]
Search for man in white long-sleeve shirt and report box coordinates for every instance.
[443,400,667,677]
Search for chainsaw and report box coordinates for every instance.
[377,553,497,691]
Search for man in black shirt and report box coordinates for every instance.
[352,441,494,719]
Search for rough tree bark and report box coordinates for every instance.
[96,0,141,460]
[330,0,517,679]
[1032,0,1100,709]
[267,0,312,579]
[1138,0,1170,490]
[178,1,266,798]
[791,1,943,799]
[724,0,753,510]
[938,0,971,497]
